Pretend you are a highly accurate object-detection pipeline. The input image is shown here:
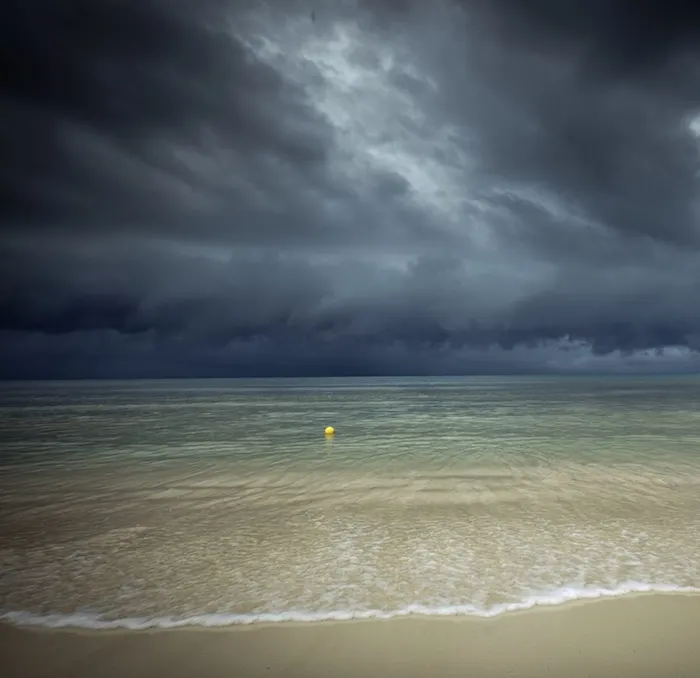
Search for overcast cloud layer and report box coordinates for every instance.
[3,0,700,377]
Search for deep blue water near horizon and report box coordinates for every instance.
[1,374,700,628]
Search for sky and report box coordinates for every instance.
[3,0,700,378]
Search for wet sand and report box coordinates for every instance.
[3,593,700,678]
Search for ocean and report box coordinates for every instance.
[1,376,699,629]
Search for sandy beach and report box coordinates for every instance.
[4,379,700,678]
[3,593,700,678]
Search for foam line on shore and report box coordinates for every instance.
[2,581,699,630]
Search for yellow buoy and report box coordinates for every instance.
[324,426,335,436]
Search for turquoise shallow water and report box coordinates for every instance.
[1,376,700,628]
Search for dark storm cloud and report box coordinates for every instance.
[1,0,336,237]
[392,0,700,250]
[475,0,700,73]
[1,0,442,252]
[2,0,700,377]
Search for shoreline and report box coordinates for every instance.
[4,584,699,631]
[4,592,700,677]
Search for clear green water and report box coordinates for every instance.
[1,376,699,628]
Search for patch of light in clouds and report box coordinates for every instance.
[236,11,490,244]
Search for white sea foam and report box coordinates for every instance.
[2,582,699,630]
